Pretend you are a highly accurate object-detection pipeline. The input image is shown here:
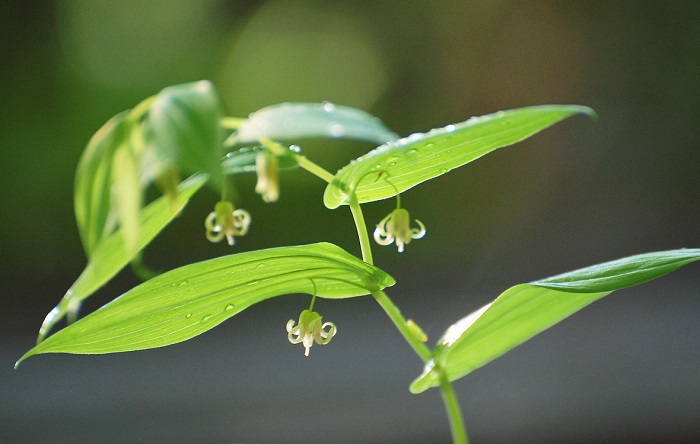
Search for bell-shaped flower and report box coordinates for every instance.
[255,151,279,203]
[286,309,337,356]
[205,201,251,246]
[374,207,426,253]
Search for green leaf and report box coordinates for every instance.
[37,174,208,343]
[112,144,142,255]
[19,243,394,365]
[324,105,595,209]
[410,248,700,394]
[145,81,224,184]
[234,102,398,145]
[221,146,299,175]
[74,112,129,256]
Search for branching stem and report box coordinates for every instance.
[257,134,469,444]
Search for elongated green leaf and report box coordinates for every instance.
[221,146,299,175]
[74,112,129,256]
[19,243,394,365]
[112,144,142,255]
[234,102,398,145]
[37,174,208,342]
[324,105,594,209]
[410,248,700,394]
[145,81,224,183]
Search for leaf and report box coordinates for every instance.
[145,80,224,184]
[112,144,142,255]
[37,174,208,343]
[19,243,395,365]
[221,146,299,175]
[234,102,398,145]
[323,105,595,209]
[74,112,129,256]
[410,248,700,394]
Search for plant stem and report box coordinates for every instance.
[220,117,245,129]
[371,290,431,362]
[349,194,374,265]
[439,370,469,444]
[256,135,469,443]
[295,154,336,184]
[259,137,336,184]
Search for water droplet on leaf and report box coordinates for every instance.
[328,123,345,137]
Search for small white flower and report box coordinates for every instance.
[255,151,280,203]
[286,309,337,356]
[374,207,426,253]
[205,201,251,246]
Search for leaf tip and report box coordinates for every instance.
[14,350,34,369]
[578,105,598,120]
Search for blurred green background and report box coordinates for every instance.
[1,1,699,443]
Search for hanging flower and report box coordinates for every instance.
[205,201,251,246]
[374,207,426,253]
[286,309,337,357]
[255,151,279,202]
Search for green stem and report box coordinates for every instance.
[371,290,431,363]
[349,194,374,265]
[260,137,335,184]
[439,369,469,444]
[257,136,468,443]
[220,116,245,129]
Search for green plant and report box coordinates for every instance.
[16,80,699,443]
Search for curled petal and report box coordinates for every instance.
[204,211,217,231]
[286,320,303,344]
[316,322,337,345]
[411,219,426,239]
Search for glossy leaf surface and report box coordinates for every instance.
[324,105,594,209]
[410,248,700,393]
[20,243,394,364]
[37,174,208,342]
[235,102,398,145]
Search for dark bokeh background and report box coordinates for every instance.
[1,1,699,443]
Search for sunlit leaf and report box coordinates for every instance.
[112,145,142,255]
[234,102,398,145]
[410,248,700,393]
[20,243,394,365]
[145,80,224,184]
[74,112,128,256]
[324,105,594,209]
[37,174,208,343]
